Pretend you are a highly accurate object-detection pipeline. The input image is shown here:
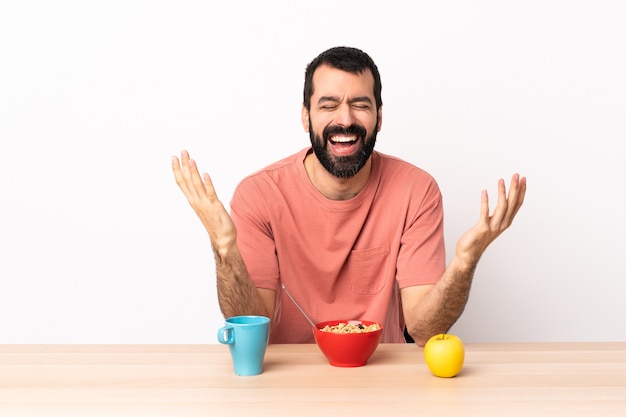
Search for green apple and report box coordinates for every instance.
[423,333,465,377]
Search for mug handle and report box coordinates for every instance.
[217,324,235,344]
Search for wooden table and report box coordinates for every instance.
[1,343,625,416]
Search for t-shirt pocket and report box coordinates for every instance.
[346,244,390,294]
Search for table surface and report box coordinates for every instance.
[1,342,625,416]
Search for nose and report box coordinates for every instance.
[334,104,356,127]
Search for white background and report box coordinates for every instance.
[1,1,625,343]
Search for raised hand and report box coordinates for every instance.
[171,150,237,256]
[455,174,527,266]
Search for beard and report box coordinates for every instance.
[309,122,378,178]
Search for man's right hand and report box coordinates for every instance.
[171,150,237,258]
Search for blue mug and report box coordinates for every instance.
[217,315,270,376]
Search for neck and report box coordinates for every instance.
[304,151,372,201]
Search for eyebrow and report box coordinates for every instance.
[317,96,374,105]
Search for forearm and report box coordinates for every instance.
[407,257,477,346]
[213,245,271,319]
[171,152,274,319]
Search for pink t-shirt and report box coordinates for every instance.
[230,147,446,343]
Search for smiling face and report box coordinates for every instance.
[302,65,382,178]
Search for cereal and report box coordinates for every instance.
[320,322,381,334]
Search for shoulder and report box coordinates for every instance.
[374,151,439,188]
[372,152,443,223]
[233,147,308,197]
[249,150,302,176]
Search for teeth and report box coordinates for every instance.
[331,135,357,143]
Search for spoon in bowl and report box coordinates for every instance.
[281,283,316,328]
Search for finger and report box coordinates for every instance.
[479,189,490,223]
[172,155,192,195]
[517,176,527,206]
[202,172,219,202]
[489,178,509,229]
[178,151,200,200]
[179,149,192,176]
[171,154,183,180]
[499,174,520,224]
[180,150,199,181]
[186,157,207,201]
[171,155,181,176]
[508,175,527,220]
[178,151,207,202]
[504,174,523,213]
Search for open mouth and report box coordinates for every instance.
[322,124,366,157]
[329,134,359,146]
[328,135,360,155]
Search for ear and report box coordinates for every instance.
[376,106,383,132]
[301,105,310,132]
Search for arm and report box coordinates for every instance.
[171,150,274,319]
[402,174,527,346]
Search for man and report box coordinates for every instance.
[172,46,526,346]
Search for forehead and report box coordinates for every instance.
[311,64,375,101]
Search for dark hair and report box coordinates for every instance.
[303,46,382,111]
